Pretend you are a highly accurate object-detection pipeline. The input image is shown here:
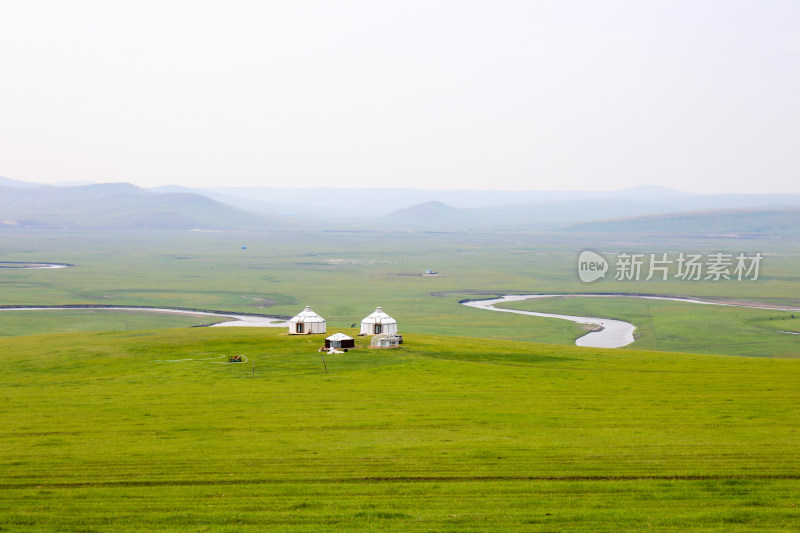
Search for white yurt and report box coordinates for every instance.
[360,306,397,335]
[325,333,355,349]
[289,306,326,334]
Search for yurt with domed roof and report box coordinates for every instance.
[289,306,326,334]
[360,306,397,335]
[325,333,355,350]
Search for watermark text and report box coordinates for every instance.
[578,251,763,282]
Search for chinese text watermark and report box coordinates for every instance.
[578,251,763,283]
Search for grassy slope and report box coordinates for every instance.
[496,296,800,357]
[1,327,799,531]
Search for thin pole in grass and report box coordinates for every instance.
[321,351,328,373]
[252,359,255,377]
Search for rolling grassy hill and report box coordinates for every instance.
[0,183,290,230]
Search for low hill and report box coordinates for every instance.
[150,184,325,219]
[379,201,472,227]
[0,182,289,230]
[565,207,800,236]
[367,198,689,231]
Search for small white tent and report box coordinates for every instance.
[360,306,397,335]
[325,333,355,349]
[289,306,326,334]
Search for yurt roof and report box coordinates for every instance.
[290,306,326,323]
[361,306,396,325]
[326,333,353,341]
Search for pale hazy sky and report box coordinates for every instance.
[1,1,798,193]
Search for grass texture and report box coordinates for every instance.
[1,327,799,531]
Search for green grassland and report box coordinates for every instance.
[1,327,800,531]
[2,228,800,530]
[2,229,800,351]
[0,309,222,338]
[496,296,800,357]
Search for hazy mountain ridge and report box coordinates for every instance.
[3,176,800,234]
[151,185,321,218]
[565,207,800,236]
[0,176,39,188]
[201,185,695,217]
[0,183,288,230]
[370,197,800,233]
[200,185,800,216]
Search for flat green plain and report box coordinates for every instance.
[1,228,800,530]
[1,327,799,531]
[3,229,800,348]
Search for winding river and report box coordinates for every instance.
[462,294,800,349]
[0,262,72,269]
[2,295,798,346]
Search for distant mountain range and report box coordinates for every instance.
[368,198,686,231]
[366,197,800,235]
[564,207,800,236]
[195,185,800,235]
[0,176,39,188]
[199,185,800,219]
[3,175,800,235]
[200,185,688,216]
[0,181,286,230]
